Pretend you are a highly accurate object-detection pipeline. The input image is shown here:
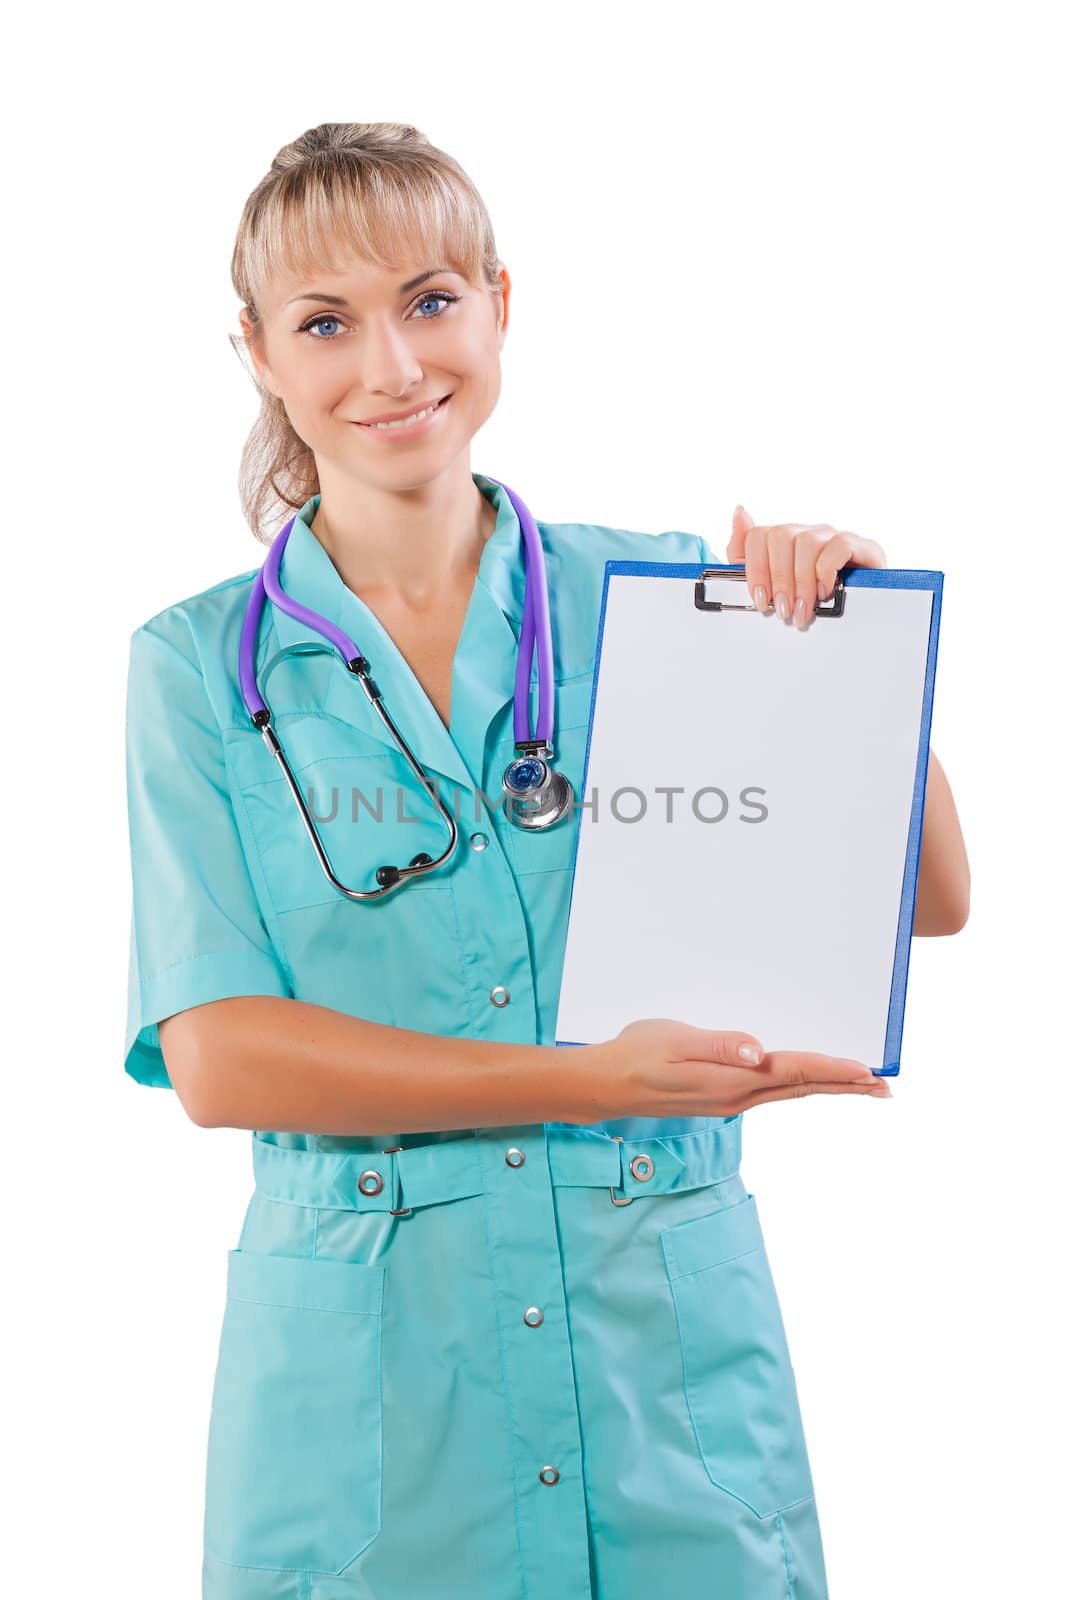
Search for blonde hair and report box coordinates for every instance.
[230,122,504,543]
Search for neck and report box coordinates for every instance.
[309,463,497,612]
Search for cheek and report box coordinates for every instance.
[455,347,501,413]
[449,323,500,376]
[276,375,330,434]
[286,351,356,404]
[294,382,360,445]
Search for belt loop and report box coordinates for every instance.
[608,1135,634,1206]
[382,1145,412,1217]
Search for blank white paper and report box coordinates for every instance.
[555,569,937,1071]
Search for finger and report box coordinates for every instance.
[746,1078,892,1106]
[761,1049,882,1085]
[791,527,827,630]
[767,525,798,623]
[674,1026,768,1067]
[839,534,887,571]
[725,503,755,566]
[740,520,772,612]
[812,531,855,603]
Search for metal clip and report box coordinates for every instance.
[608,1135,634,1205]
[694,566,846,617]
[383,1145,412,1216]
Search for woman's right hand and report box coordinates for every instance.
[592,1017,893,1120]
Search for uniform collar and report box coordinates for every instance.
[262,472,530,794]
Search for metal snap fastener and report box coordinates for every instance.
[524,1307,544,1327]
[505,1147,525,1168]
[490,985,510,1007]
[470,832,489,851]
[629,1153,655,1182]
[539,1466,560,1486]
[357,1168,384,1196]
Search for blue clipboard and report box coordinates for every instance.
[555,559,944,1076]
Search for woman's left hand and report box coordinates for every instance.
[727,505,887,630]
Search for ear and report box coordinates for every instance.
[239,307,281,398]
[496,263,511,341]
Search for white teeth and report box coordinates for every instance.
[367,398,443,430]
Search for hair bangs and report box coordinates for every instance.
[243,162,490,313]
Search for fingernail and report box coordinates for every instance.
[794,596,807,628]
[738,1043,762,1063]
[754,585,768,611]
[775,592,790,621]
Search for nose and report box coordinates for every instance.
[356,316,424,398]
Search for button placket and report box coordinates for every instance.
[492,1145,585,1504]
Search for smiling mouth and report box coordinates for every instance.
[355,394,452,431]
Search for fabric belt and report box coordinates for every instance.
[249,1118,743,1215]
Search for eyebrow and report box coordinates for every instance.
[284,267,458,309]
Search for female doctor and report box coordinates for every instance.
[123,121,970,1600]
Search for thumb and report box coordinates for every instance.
[680,1024,765,1066]
[727,503,754,563]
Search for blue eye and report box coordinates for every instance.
[297,291,459,341]
[300,313,342,339]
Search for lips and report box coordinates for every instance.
[356,394,452,427]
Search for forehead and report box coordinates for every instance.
[258,215,472,312]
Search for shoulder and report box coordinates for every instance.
[127,566,261,730]
[535,518,719,676]
[538,518,717,570]
[131,566,260,654]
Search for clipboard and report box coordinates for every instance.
[554,560,944,1076]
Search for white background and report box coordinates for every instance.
[5,1,1063,1594]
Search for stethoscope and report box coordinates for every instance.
[238,476,575,901]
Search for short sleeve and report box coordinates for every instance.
[123,621,292,1090]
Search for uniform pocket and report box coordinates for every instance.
[203,1249,386,1574]
[238,742,454,913]
[659,1191,815,1518]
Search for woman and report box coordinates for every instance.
[124,122,969,1600]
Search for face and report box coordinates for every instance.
[241,250,510,489]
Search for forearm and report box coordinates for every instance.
[183,996,611,1135]
[913,748,970,935]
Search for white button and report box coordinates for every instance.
[505,1147,525,1167]
[490,985,510,1007]
[470,832,489,851]
[524,1307,544,1327]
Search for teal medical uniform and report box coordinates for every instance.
[124,472,830,1599]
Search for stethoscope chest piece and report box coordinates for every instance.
[502,743,575,830]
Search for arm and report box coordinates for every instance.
[912,748,970,936]
[159,998,608,1135]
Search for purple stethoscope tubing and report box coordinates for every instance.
[238,475,553,747]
